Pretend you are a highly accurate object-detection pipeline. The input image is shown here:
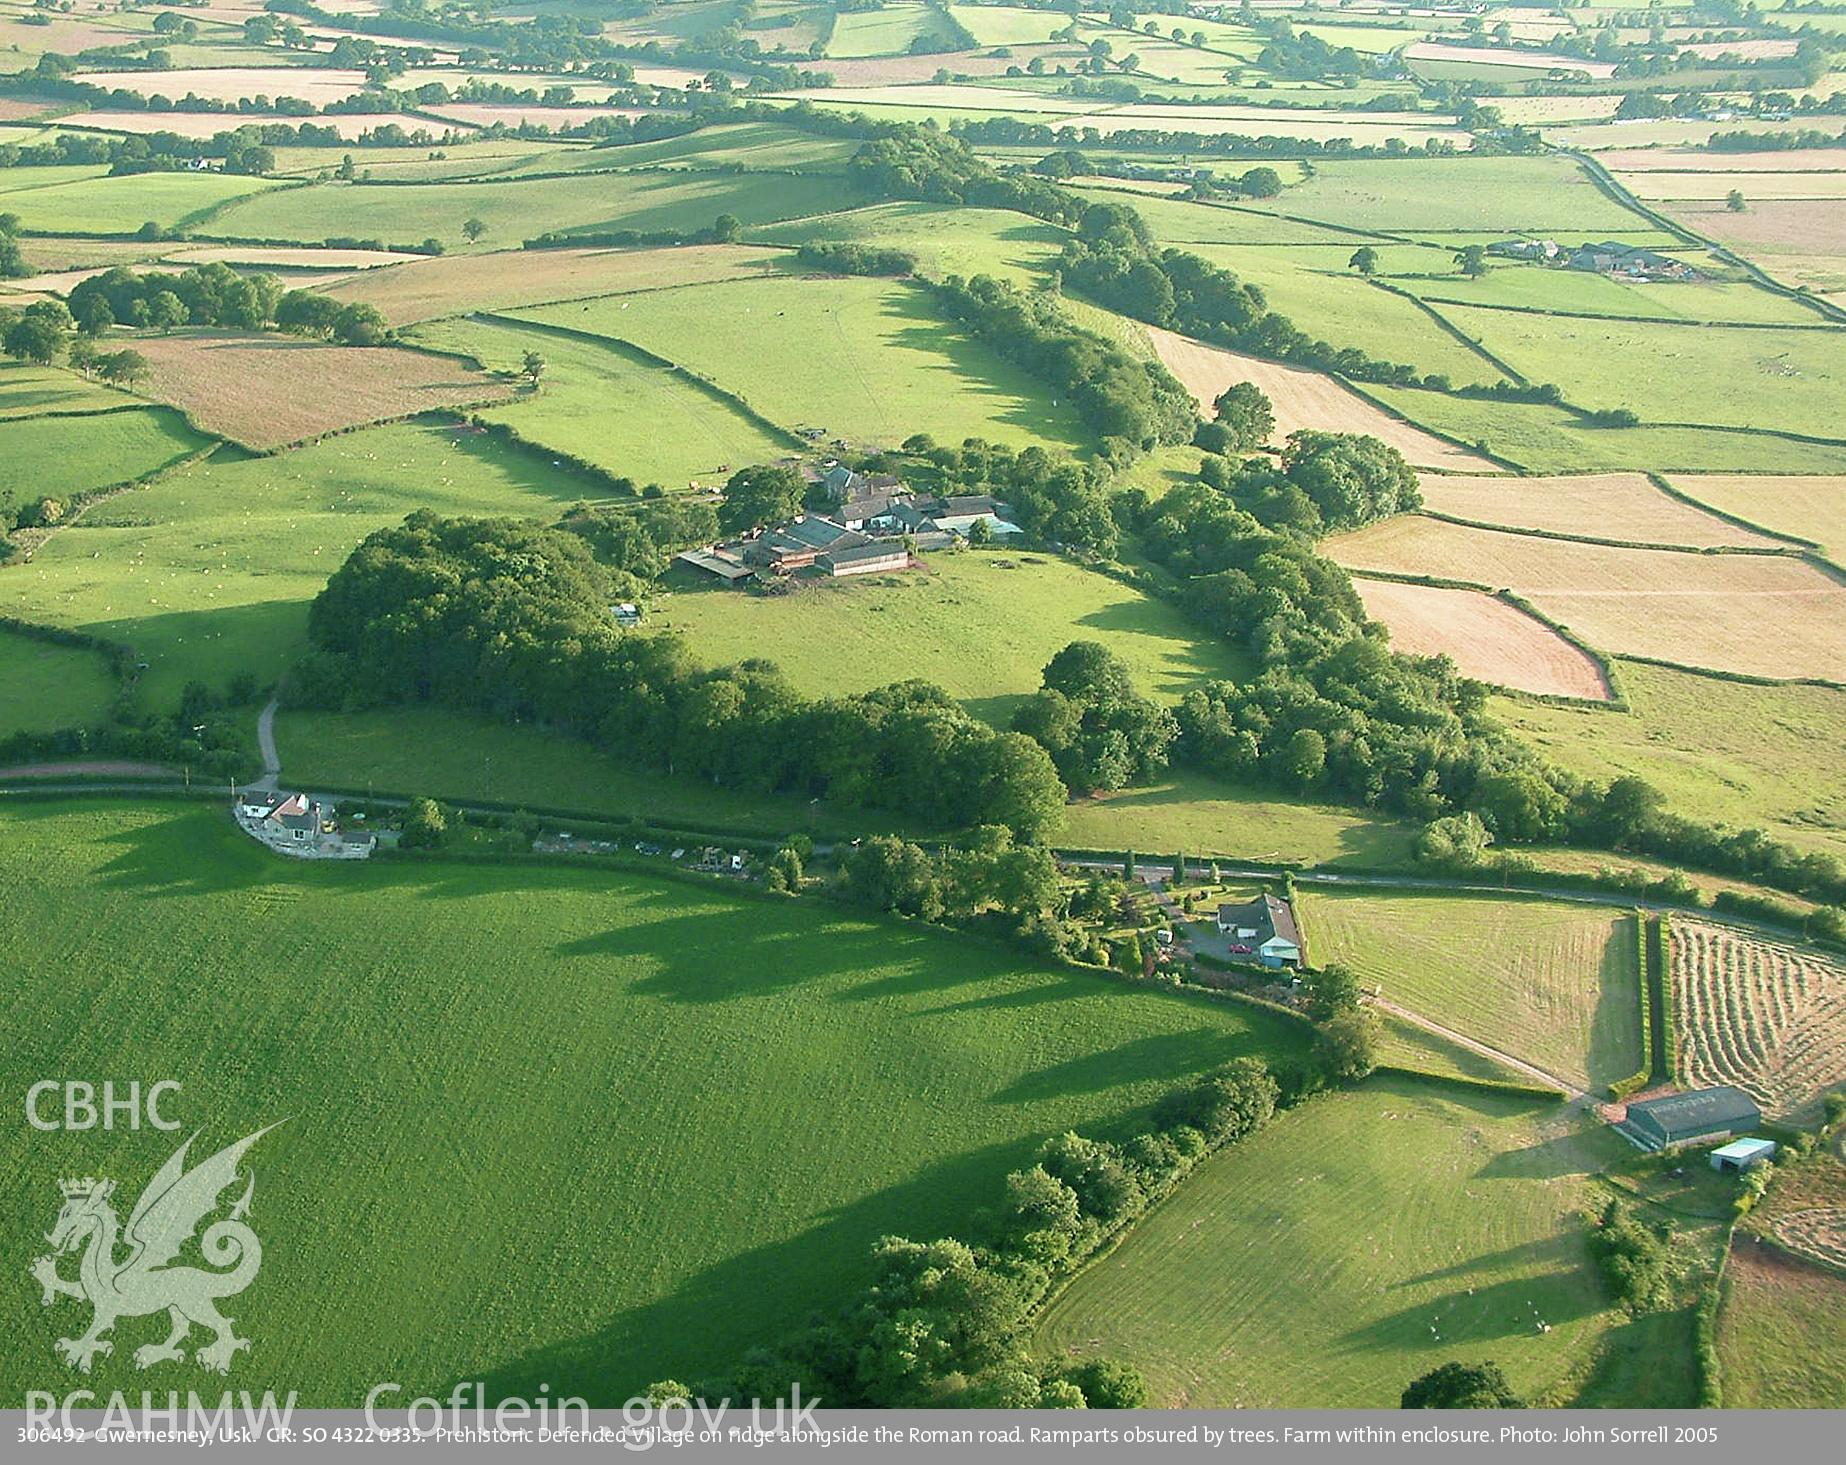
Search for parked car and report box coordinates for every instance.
[1228,943,1253,955]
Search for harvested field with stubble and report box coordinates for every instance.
[1416,472,1784,548]
[321,242,788,324]
[1350,577,1612,700]
[1326,516,1846,682]
[128,333,516,450]
[1670,921,1846,1123]
[1145,326,1495,471]
[1716,1239,1846,1408]
[1667,475,1846,561]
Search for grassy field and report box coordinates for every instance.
[1297,890,1644,1092]
[1406,265,1821,327]
[752,202,1070,285]
[1669,920,1846,1123]
[1716,1241,1846,1408]
[0,168,287,232]
[408,315,792,487]
[206,170,851,249]
[0,625,119,735]
[1360,385,1846,475]
[1033,1076,1684,1407]
[322,242,790,326]
[1327,515,1846,683]
[0,360,132,419]
[1424,304,1846,442]
[514,274,1094,452]
[1497,660,1846,860]
[0,798,1304,1404]
[1058,770,1418,869]
[127,333,515,451]
[653,549,1245,723]
[0,421,602,710]
[0,406,210,505]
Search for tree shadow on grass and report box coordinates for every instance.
[1476,1128,1610,1182]
[991,1026,1263,1107]
[1334,1268,1601,1358]
[456,1137,1060,1406]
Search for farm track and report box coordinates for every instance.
[1369,994,1585,1100]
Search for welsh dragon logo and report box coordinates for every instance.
[29,1125,281,1374]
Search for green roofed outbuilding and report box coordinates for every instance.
[1622,1085,1762,1151]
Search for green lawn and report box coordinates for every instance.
[205,170,852,249]
[1296,889,1643,1092]
[0,406,210,506]
[1033,1076,1681,1407]
[1496,660,1846,861]
[0,798,1304,1404]
[513,274,1094,452]
[0,421,605,711]
[0,625,119,736]
[653,549,1244,724]
[0,169,288,232]
[408,316,792,487]
[1359,385,1846,474]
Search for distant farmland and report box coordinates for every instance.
[1415,473,1782,549]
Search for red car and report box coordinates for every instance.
[1227,943,1254,955]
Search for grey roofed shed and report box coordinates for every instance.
[1624,1086,1761,1149]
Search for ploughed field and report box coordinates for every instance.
[0,800,1304,1405]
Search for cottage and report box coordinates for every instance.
[1214,894,1302,969]
[1710,1137,1777,1174]
[1622,1086,1762,1151]
[265,792,321,843]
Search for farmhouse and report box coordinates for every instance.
[1566,241,1698,281]
[1621,1085,1762,1151]
[1215,894,1303,969]
[1487,238,1563,263]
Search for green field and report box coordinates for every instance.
[0,361,133,419]
[0,406,210,506]
[1425,304,1846,440]
[1715,1241,1846,1407]
[206,170,851,248]
[1360,385,1846,474]
[753,201,1071,284]
[1033,1076,1684,1407]
[827,2,955,56]
[0,799,1304,1404]
[1295,890,1643,1092]
[1406,265,1822,327]
[1497,661,1846,861]
[0,626,118,736]
[0,169,287,232]
[501,122,860,176]
[0,421,600,710]
[655,549,1244,722]
[513,274,1094,452]
[408,316,793,487]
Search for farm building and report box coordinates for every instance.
[1710,1137,1778,1174]
[1215,894,1303,969]
[674,546,753,582]
[1566,241,1698,280]
[818,541,911,577]
[1622,1085,1762,1151]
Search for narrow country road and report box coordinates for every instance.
[252,698,281,792]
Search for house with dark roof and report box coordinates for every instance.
[1567,241,1697,280]
[746,515,862,572]
[1621,1085,1762,1151]
[1215,894,1303,969]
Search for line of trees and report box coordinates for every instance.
[295,512,1071,840]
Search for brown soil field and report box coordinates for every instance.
[1715,1239,1846,1407]
[1670,920,1846,1123]
[72,110,423,141]
[1680,38,1799,61]
[0,96,54,123]
[1494,95,1624,123]
[1666,474,1846,560]
[1145,325,1496,471]
[322,242,789,324]
[1416,472,1782,547]
[1600,147,1846,174]
[14,238,171,272]
[75,68,371,107]
[127,331,514,449]
[0,267,107,296]
[1349,576,1612,700]
[1325,515,1846,681]
[1663,199,1846,295]
[1624,171,1846,202]
[163,244,419,270]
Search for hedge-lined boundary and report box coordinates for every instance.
[1645,470,1823,551]
[1657,914,1680,1083]
[1371,1063,1567,1103]
[1414,507,1812,560]
[1609,910,1656,1100]
[469,308,811,451]
[2,433,220,564]
[1365,277,1527,383]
